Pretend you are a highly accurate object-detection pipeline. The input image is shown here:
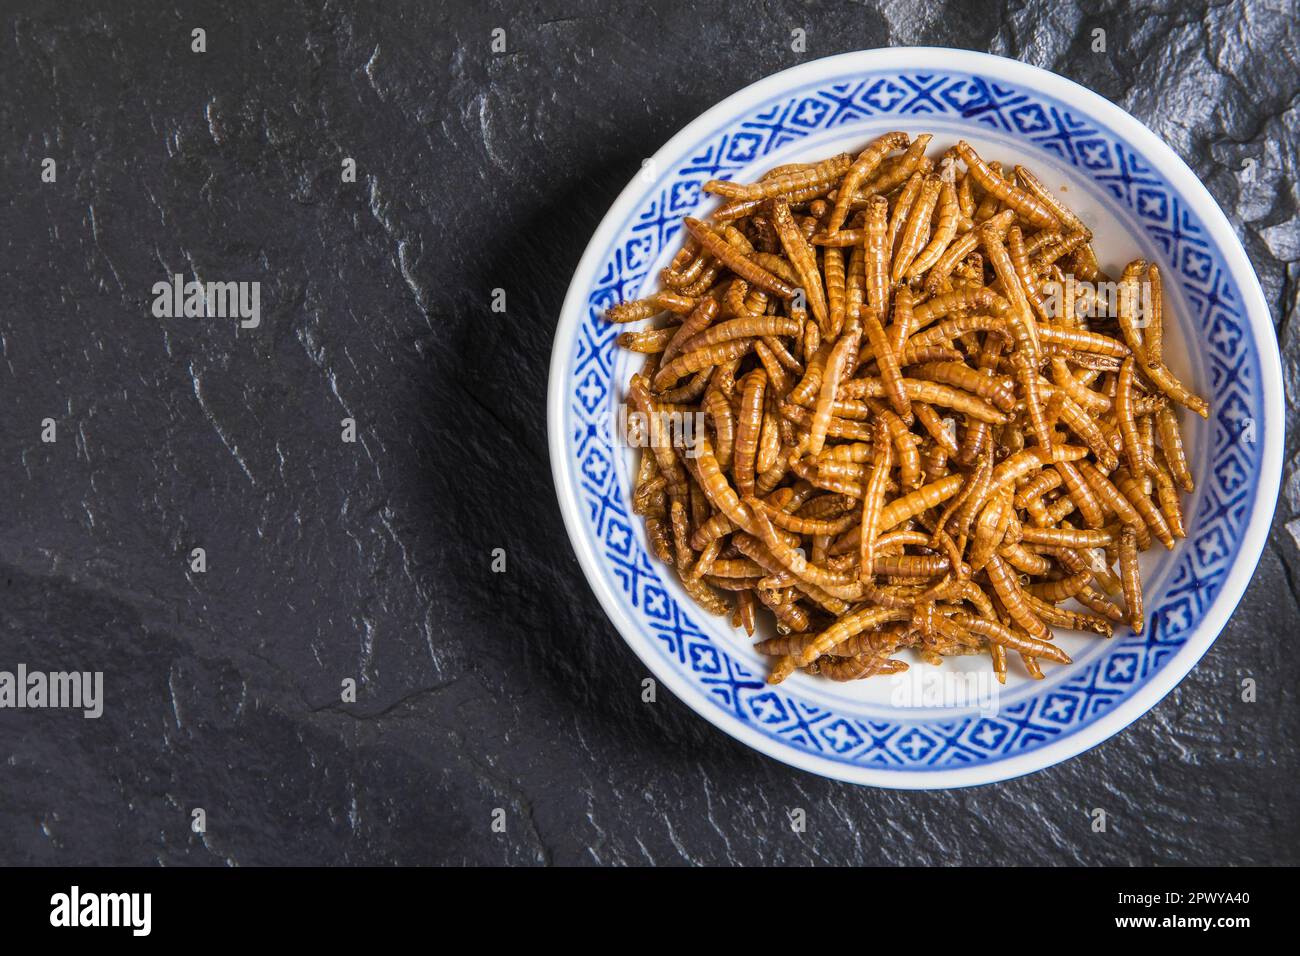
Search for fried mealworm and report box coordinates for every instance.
[703,152,853,202]
[771,199,829,329]
[955,141,1059,229]
[825,131,909,235]
[864,196,891,315]
[858,420,894,581]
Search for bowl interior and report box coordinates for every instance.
[610,120,1205,718]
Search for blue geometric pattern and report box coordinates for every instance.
[565,70,1263,771]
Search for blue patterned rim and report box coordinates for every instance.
[548,50,1282,787]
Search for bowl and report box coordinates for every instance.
[547,48,1282,788]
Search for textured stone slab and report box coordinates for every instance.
[0,1,1295,865]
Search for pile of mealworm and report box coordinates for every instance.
[606,133,1207,685]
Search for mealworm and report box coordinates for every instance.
[864,196,891,315]
[617,326,675,353]
[950,450,995,539]
[652,337,755,391]
[915,286,993,330]
[887,170,925,250]
[662,297,720,363]
[823,244,846,338]
[893,174,942,282]
[1155,403,1194,492]
[703,152,854,202]
[1145,262,1165,367]
[784,606,914,675]
[914,401,960,455]
[1055,459,1105,529]
[1118,525,1143,633]
[812,655,909,681]
[911,361,1017,412]
[907,179,960,280]
[1037,325,1129,357]
[860,133,933,198]
[866,399,921,490]
[806,327,860,456]
[712,180,831,221]
[825,132,910,235]
[1115,258,1209,418]
[949,610,1070,665]
[955,141,1059,229]
[757,399,782,476]
[752,339,793,396]
[683,218,796,299]
[1017,524,1116,548]
[1014,165,1089,235]
[859,420,894,581]
[703,383,735,470]
[983,231,1041,361]
[1112,467,1175,549]
[771,199,829,329]
[860,305,912,423]
[1115,356,1148,478]
[733,369,767,497]
[1152,458,1187,539]
[969,488,1014,572]
[678,315,801,354]
[887,284,915,357]
[1021,589,1114,637]
[984,554,1052,640]
[838,378,1007,424]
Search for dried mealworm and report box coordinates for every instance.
[703,152,853,202]
[652,337,755,391]
[662,297,720,363]
[703,382,736,470]
[1118,525,1143,633]
[1116,356,1148,478]
[886,170,926,250]
[825,131,910,235]
[955,141,1059,229]
[1013,165,1089,235]
[892,174,942,283]
[860,133,933,198]
[771,199,829,329]
[683,218,796,299]
[1155,403,1194,492]
[823,244,846,338]
[907,179,960,280]
[864,196,891,315]
[858,421,893,580]
[860,305,912,423]
[733,368,767,498]
[1112,467,1175,549]
[806,327,861,456]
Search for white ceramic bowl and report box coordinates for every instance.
[547,49,1282,787]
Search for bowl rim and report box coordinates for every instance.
[547,47,1284,788]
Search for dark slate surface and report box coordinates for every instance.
[1,0,1297,866]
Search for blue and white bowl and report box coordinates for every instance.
[547,49,1283,788]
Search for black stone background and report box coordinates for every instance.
[1,0,1297,866]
